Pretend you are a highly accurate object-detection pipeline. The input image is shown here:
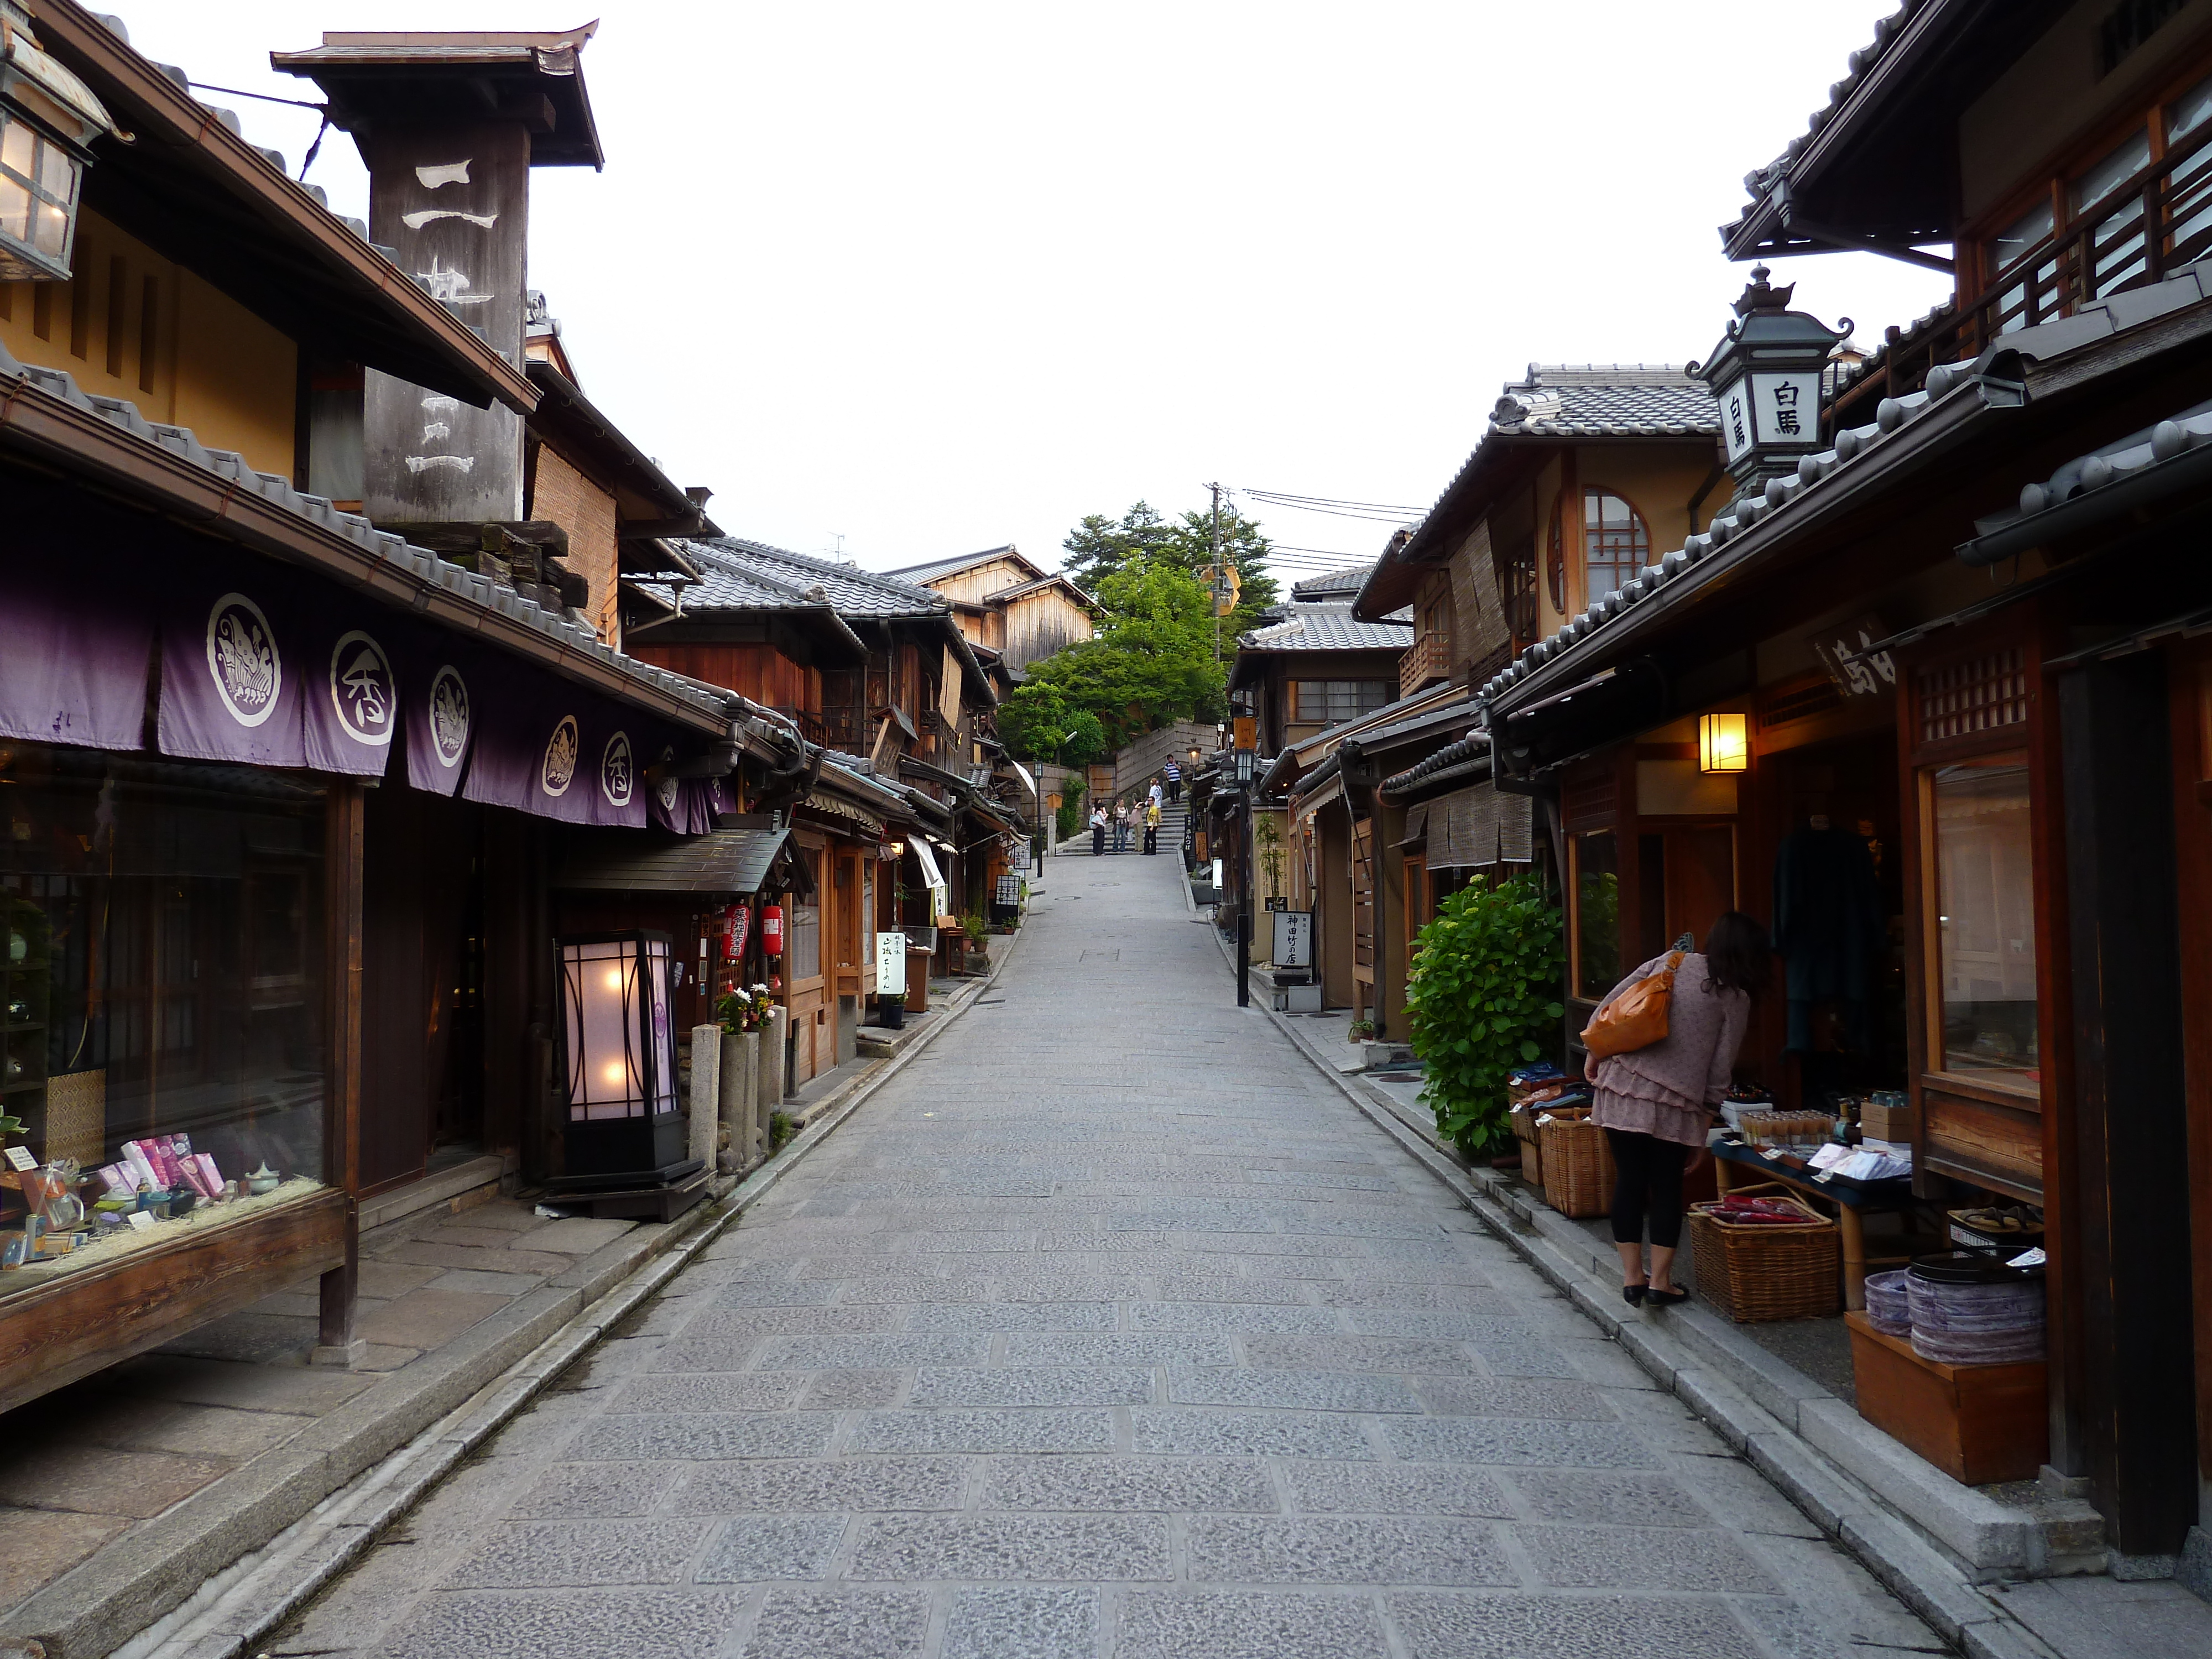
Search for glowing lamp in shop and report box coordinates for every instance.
[1699,713,1750,775]
[552,931,695,1192]
[0,2,115,281]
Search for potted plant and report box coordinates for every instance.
[1347,1019,1376,1042]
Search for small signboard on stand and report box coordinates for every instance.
[874,932,908,996]
[1272,910,1313,968]
[995,874,1021,906]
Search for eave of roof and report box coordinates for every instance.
[40,3,538,414]
[880,545,1043,586]
[524,361,701,524]
[0,336,727,734]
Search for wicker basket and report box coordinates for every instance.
[1537,1105,1616,1219]
[1688,1182,1841,1322]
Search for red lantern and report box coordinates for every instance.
[761,903,784,957]
[722,903,750,963]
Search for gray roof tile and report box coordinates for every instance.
[1289,564,1376,598]
[1238,603,1413,653]
[1490,364,1719,437]
[677,538,950,616]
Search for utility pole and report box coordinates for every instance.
[1208,481,1224,664]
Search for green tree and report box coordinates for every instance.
[1404,876,1567,1162]
[1000,558,1227,752]
[1060,499,1281,638]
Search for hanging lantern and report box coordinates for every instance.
[0,3,116,281]
[1691,266,1848,496]
[1699,712,1750,774]
[761,902,784,957]
[551,931,694,1192]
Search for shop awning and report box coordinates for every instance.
[556,820,812,896]
[1423,781,1533,869]
[1399,802,1429,848]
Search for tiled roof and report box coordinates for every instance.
[0,338,726,721]
[1383,734,1488,793]
[1290,564,1375,598]
[1961,392,2212,566]
[678,539,948,616]
[880,545,1037,585]
[1237,603,1413,653]
[1489,364,1719,438]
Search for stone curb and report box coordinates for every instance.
[1211,923,2062,1659]
[92,925,1032,1659]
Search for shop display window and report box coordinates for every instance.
[0,743,325,1295]
[1572,830,1620,1001]
[1928,758,2038,1088]
[788,890,821,980]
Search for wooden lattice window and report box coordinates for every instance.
[1917,650,2028,744]
[1549,487,1652,609]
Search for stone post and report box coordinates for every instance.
[687,1024,721,1173]
[760,1008,787,1155]
[717,1030,746,1174]
[740,1029,763,1162]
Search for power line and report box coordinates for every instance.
[1243,487,1426,513]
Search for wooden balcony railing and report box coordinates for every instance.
[1400,630,1451,698]
[1831,121,2212,431]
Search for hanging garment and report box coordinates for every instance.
[1772,826,1885,1052]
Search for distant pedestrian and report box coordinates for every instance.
[1143,799,1161,855]
[1149,778,1164,815]
[1164,758,1182,802]
[1089,804,1107,856]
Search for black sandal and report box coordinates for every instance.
[1622,1284,1646,1307]
[1644,1286,1688,1307]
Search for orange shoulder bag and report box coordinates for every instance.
[1579,951,1683,1060]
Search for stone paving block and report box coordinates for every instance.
[752,1334,989,1370]
[742,1589,931,1659]
[0,1507,127,1609]
[982,1455,1276,1513]
[1143,1272,1313,1305]
[1385,1417,1656,1468]
[1281,1459,1513,1517]
[372,1589,738,1659]
[1001,1332,1234,1368]
[852,1409,1115,1454]
[1505,1468,1717,1528]
[909,1366,1156,1408]
[508,1460,676,1519]
[693,1512,848,1582]
[834,1275,999,1304]
[1128,1302,1345,1333]
[1390,1590,1768,1658]
[850,1512,1170,1580]
[1128,1409,1374,1459]
[943,1585,1098,1659]
[796,1369,905,1410]
[1729,1530,1954,1651]
[712,1278,844,1308]
[613,1370,807,1414]
[1238,1334,1472,1373]
[670,1456,968,1515]
[426,1267,545,1297]
[1180,1233,1365,1258]
[0,1441,230,1519]
[1520,1521,1784,1591]
[648,1337,770,1373]
[1410,1375,1618,1420]
[440,1520,712,1588]
[1116,1590,1389,1659]
[1186,1514,1515,1585]
[1166,1367,1422,1413]
[1243,1168,1405,1191]
[901,1302,1120,1333]
[987,1274,1141,1303]
[687,1306,900,1338]
[1666,1451,1827,1537]
[570,1412,839,1462]
[1313,1281,1511,1311]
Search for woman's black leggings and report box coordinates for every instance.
[1605,1129,1690,1249]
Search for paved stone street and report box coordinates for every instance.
[267,851,1945,1659]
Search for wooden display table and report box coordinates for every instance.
[1713,1139,1915,1311]
[1845,1311,2047,1485]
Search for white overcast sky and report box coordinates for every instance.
[111,2,1950,581]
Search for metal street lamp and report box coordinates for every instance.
[1691,265,1848,497]
[0,3,114,281]
[1234,747,1255,1008]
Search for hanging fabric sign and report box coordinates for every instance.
[301,618,400,778]
[463,671,647,828]
[159,568,311,769]
[403,645,478,796]
[646,744,730,834]
[0,552,152,752]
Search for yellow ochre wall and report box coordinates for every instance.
[0,210,296,479]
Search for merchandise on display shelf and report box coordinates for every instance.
[1863,1268,1913,1337]
[1687,1183,1842,1321]
[1906,1253,2046,1366]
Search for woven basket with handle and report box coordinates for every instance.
[1687,1182,1841,1322]
[1537,1104,1616,1219]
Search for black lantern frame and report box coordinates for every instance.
[0,4,113,282]
[550,930,697,1192]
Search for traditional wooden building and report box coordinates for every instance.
[1478,1,2212,1583]
[0,11,758,1425]
[882,545,1098,674]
